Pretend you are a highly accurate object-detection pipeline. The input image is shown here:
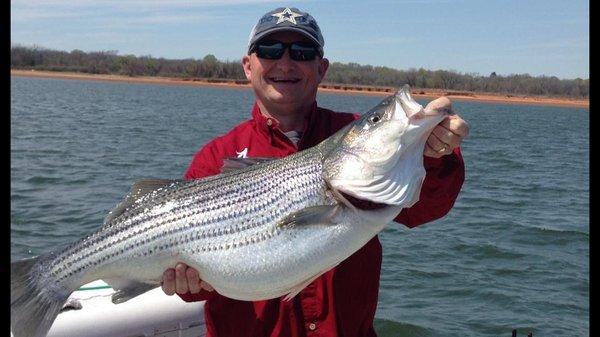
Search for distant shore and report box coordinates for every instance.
[11,69,589,108]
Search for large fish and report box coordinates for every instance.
[11,85,449,337]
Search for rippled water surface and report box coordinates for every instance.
[11,76,589,336]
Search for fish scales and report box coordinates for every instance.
[48,148,328,286]
[11,85,449,337]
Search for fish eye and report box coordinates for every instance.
[369,114,381,124]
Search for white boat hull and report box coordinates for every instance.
[28,280,206,337]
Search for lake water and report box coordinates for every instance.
[11,76,589,337]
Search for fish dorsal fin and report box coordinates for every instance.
[277,205,340,228]
[221,157,275,173]
[103,178,180,226]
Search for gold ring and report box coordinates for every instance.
[439,146,447,153]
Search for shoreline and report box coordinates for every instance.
[11,69,589,109]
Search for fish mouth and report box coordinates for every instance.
[393,87,425,120]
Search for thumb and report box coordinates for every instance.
[424,96,453,114]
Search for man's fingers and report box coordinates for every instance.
[422,97,469,159]
[439,115,470,138]
[424,143,444,158]
[432,126,459,149]
[162,263,208,295]
[162,269,176,296]
[201,281,215,292]
[426,97,469,139]
[186,267,202,294]
[175,263,189,294]
[426,131,449,152]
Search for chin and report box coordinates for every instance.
[266,89,301,102]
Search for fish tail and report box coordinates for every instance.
[11,253,73,337]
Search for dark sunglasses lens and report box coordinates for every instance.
[256,42,285,59]
[290,43,318,61]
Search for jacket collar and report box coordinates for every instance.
[251,101,322,149]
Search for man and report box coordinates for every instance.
[161,7,469,337]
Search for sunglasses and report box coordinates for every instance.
[250,40,322,61]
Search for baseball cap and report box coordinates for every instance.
[247,7,325,56]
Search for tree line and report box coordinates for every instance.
[11,45,588,99]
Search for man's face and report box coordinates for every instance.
[242,31,329,110]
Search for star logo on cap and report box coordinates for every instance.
[271,7,303,25]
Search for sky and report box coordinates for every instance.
[11,0,589,80]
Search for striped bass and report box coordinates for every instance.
[11,85,449,337]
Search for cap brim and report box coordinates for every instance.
[248,26,323,55]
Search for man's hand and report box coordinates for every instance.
[161,263,214,295]
[423,97,470,158]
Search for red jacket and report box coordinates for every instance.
[180,102,465,337]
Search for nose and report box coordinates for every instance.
[275,49,295,72]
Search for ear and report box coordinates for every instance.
[317,57,330,82]
[242,55,252,80]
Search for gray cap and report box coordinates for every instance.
[247,7,324,56]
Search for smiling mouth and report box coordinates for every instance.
[268,77,301,84]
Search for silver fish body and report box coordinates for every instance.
[11,85,448,337]
[63,148,382,301]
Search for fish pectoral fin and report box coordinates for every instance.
[103,178,181,226]
[277,205,340,228]
[221,157,276,173]
[103,278,159,304]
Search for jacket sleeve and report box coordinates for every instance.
[394,147,465,228]
[184,139,226,180]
